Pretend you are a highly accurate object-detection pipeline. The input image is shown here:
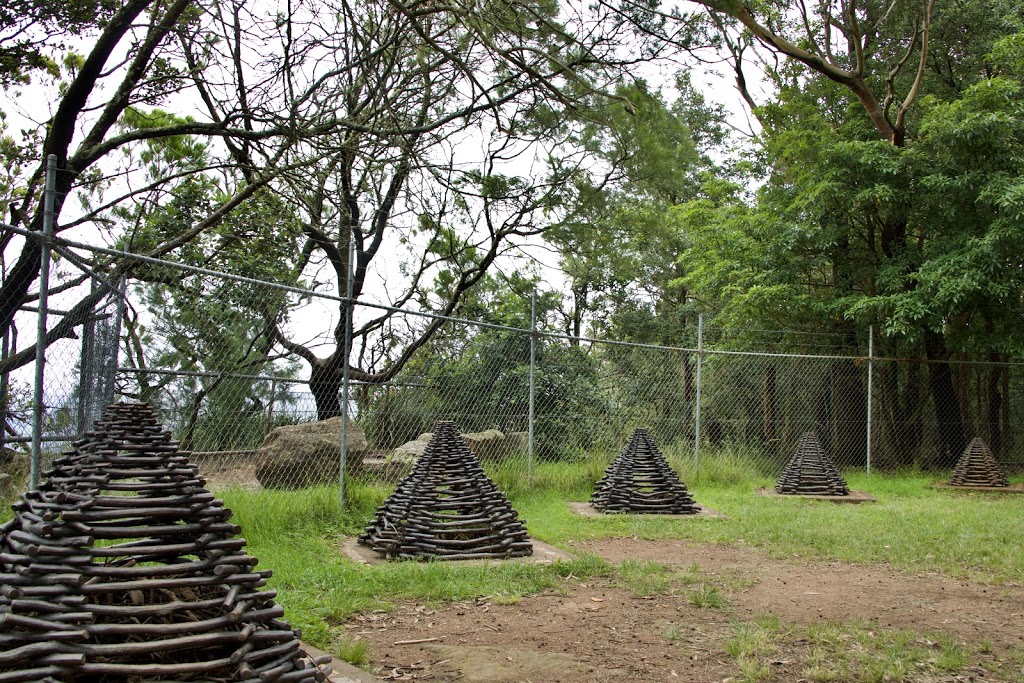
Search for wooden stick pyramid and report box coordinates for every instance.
[359,421,532,561]
[949,437,1008,487]
[590,428,700,514]
[775,430,849,496]
[0,401,329,682]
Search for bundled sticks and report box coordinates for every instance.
[0,402,331,682]
[590,428,700,514]
[949,437,1009,487]
[359,421,532,561]
[775,431,849,496]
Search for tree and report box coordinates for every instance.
[0,0,649,414]
[668,0,1024,464]
[1,0,308,375]
[547,73,731,344]
[251,0,653,419]
[360,273,610,460]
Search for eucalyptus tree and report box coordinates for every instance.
[0,0,318,374]
[0,0,652,409]
[240,0,657,419]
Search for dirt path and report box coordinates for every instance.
[344,539,1024,682]
[579,538,1024,649]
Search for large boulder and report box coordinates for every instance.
[0,448,28,500]
[388,433,432,466]
[384,428,526,469]
[254,417,366,489]
[463,428,512,461]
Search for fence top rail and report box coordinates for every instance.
[8,224,1024,367]
[6,225,533,335]
[117,365,429,387]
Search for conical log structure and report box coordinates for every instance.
[949,437,1008,487]
[590,428,700,514]
[359,421,532,561]
[0,401,330,683]
[775,431,849,496]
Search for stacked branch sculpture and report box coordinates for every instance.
[949,437,1009,487]
[359,421,532,561]
[590,428,700,514]
[0,401,330,682]
[775,431,849,496]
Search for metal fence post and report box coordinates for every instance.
[77,277,98,434]
[527,290,536,485]
[694,313,703,468]
[104,275,126,406]
[1,327,9,454]
[31,154,57,490]
[264,379,278,439]
[866,325,874,476]
[339,239,355,508]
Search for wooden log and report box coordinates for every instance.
[0,641,74,665]
[0,611,83,631]
[79,570,263,594]
[77,630,244,656]
[74,657,231,676]
[0,629,88,646]
[0,665,64,682]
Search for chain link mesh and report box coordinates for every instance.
[5,234,1024,513]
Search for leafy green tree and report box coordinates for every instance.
[360,274,610,459]
[547,73,732,343]
[671,0,1024,464]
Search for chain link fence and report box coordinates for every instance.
[6,223,1024,515]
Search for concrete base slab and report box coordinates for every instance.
[930,482,1024,493]
[300,642,385,683]
[756,487,877,504]
[340,537,572,566]
[567,501,728,519]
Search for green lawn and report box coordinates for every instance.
[207,460,1024,654]
[6,457,1024,663]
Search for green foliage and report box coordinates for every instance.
[361,277,610,460]
[0,0,118,85]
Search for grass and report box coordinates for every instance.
[220,457,1024,664]
[722,617,973,683]
[510,458,1024,584]
[687,583,727,608]
[7,448,1024,672]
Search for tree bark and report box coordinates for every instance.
[763,364,777,447]
[309,361,344,420]
[831,358,867,466]
[987,356,1003,455]
[924,330,965,466]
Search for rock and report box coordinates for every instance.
[462,429,506,460]
[388,436,430,466]
[0,447,28,500]
[503,431,529,457]
[254,417,366,489]
[386,428,526,467]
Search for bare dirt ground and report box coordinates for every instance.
[343,538,1024,682]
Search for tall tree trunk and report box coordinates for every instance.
[924,331,966,467]
[1002,365,1011,453]
[683,353,695,405]
[987,356,1003,455]
[831,358,867,466]
[815,369,832,452]
[763,364,777,449]
[309,363,343,420]
[953,358,974,441]
[181,388,208,452]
